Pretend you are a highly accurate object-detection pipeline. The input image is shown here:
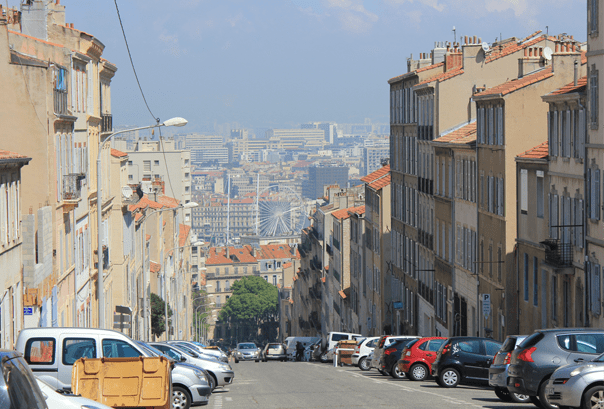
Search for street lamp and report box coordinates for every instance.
[97,117,187,329]
[164,240,203,341]
[140,201,198,341]
[195,302,215,342]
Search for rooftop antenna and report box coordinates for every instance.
[543,26,553,61]
[452,26,456,44]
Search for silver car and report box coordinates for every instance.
[150,342,234,388]
[233,342,261,363]
[546,352,604,409]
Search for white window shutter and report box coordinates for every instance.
[579,109,586,158]
[553,110,559,156]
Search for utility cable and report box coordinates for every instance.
[113,0,158,124]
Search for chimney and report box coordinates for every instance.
[225,246,230,258]
[574,59,579,86]
[432,41,447,64]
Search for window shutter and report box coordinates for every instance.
[549,193,553,237]
[497,106,503,145]
[488,107,494,145]
[547,111,552,156]
[564,196,571,244]
[596,265,602,316]
[596,170,601,220]
[579,109,586,159]
[565,110,572,157]
[553,111,559,156]
[498,177,504,216]
[553,194,559,239]
[588,168,593,219]
[579,199,585,248]
[488,176,493,213]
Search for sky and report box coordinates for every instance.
[16,0,587,133]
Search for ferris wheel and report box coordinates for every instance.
[255,185,306,237]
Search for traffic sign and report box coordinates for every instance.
[482,294,491,318]
[23,307,33,316]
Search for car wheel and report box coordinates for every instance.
[439,367,460,388]
[510,392,532,404]
[494,387,512,402]
[320,352,329,363]
[172,386,191,409]
[538,379,559,409]
[358,357,371,371]
[379,369,388,376]
[409,363,428,381]
[208,373,217,391]
[583,385,604,409]
[390,364,405,379]
[234,358,239,363]
[435,376,444,387]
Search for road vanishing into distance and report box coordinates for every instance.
[210,360,535,409]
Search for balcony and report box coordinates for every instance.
[62,173,85,202]
[54,89,68,115]
[543,239,574,271]
[101,114,113,133]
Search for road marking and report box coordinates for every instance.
[225,397,233,401]
[212,395,223,409]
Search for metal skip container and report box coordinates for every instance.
[72,356,171,409]
[337,340,358,365]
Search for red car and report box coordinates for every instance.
[398,337,447,381]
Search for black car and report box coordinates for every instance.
[507,328,604,409]
[0,349,48,409]
[381,339,419,379]
[431,336,502,388]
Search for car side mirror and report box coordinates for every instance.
[180,356,186,362]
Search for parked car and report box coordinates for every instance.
[545,351,604,409]
[150,342,235,388]
[432,336,502,388]
[371,336,419,373]
[488,335,530,404]
[284,337,321,361]
[137,341,212,408]
[36,378,113,409]
[260,343,287,362]
[170,341,228,363]
[507,329,604,409]
[233,342,261,362]
[352,336,380,371]
[398,336,447,381]
[0,349,48,409]
[381,338,420,379]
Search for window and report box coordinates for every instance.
[272,275,277,285]
[533,257,539,306]
[216,296,221,307]
[154,160,160,166]
[143,161,151,172]
[128,174,133,181]
[537,171,544,218]
[456,340,481,354]
[591,65,599,128]
[524,253,529,302]
[63,338,96,365]
[520,169,528,214]
[128,161,133,166]
[102,339,141,358]
[590,0,599,35]
[24,338,55,365]
[225,280,230,292]
[216,281,221,292]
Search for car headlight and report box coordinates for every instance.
[570,365,596,377]
[194,370,207,381]
[220,364,231,371]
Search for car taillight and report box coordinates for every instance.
[503,352,511,365]
[355,346,360,353]
[517,347,537,362]
[442,344,450,355]
[384,347,396,356]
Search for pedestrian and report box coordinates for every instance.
[296,341,304,361]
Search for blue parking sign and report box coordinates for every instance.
[23,307,33,316]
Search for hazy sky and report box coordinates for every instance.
[24,0,587,132]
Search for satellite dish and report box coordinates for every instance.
[543,47,553,61]
[482,42,490,53]
[122,185,133,199]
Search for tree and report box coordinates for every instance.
[150,293,173,338]
[219,276,279,342]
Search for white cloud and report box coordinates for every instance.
[324,0,379,32]
[484,0,528,17]
[159,33,186,57]
[385,0,446,12]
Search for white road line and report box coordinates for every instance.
[212,394,223,409]
[225,397,233,401]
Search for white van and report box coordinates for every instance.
[319,332,363,362]
[283,337,321,360]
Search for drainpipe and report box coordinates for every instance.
[577,78,589,328]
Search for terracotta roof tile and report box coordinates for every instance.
[433,122,477,144]
[0,150,30,161]
[179,224,191,247]
[157,195,179,209]
[361,165,390,183]
[369,175,391,190]
[388,62,444,83]
[517,141,548,159]
[283,262,292,268]
[416,68,463,86]
[110,149,127,158]
[128,195,163,212]
[478,67,553,97]
[548,76,587,96]
[349,205,366,215]
[150,261,161,273]
[485,33,544,64]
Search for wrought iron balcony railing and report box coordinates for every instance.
[543,239,574,267]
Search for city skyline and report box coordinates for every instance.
[18,0,586,132]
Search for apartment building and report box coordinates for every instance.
[266,129,327,150]
[474,42,581,338]
[1,1,116,329]
[0,151,30,348]
[586,0,604,329]
[185,134,228,166]
[304,165,349,199]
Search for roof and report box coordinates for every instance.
[361,165,390,183]
[150,261,161,274]
[517,141,548,159]
[128,195,163,212]
[388,62,444,83]
[349,206,366,216]
[283,262,292,268]
[157,195,179,209]
[416,67,463,87]
[338,290,347,299]
[206,245,257,265]
[0,150,31,164]
[433,122,477,144]
[548,76,587,96]
[485,32,545,64]
[110,149,127,158]
[333,205,365,220]
[477,67,553,98]
[179,224,191,247]
[369,175,391,190]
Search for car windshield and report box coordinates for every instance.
[137,342,169,359]
[239,344,257,349]
[172,344,200,358]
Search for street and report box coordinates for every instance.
[210,360,537,409]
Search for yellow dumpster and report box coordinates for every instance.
[337,340,358,365]
[72,356,171,409]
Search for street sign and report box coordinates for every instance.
[23,307,33,316]
[113,314,131,323]
[115,305,132,315]
[482,294,491,318]
[393,301,403,310]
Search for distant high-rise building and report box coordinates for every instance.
[304,165,349,199]
[185,134,228,166]
[364,146,390,175]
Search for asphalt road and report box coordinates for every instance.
[208,360,538,409]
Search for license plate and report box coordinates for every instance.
[545,388,554,396]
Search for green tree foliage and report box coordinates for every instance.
[219,276,279,341]
[150,293,173,338]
